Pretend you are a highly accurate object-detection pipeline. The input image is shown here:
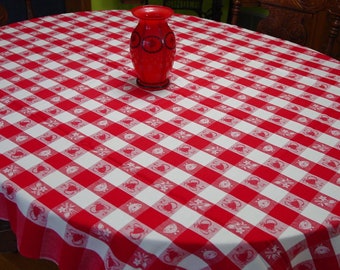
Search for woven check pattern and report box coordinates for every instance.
[0,10,340,270]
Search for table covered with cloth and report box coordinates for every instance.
[0,9,340,270]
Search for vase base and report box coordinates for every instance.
[136,78,169,90]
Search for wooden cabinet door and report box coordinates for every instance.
[257,2,327,49]
[254,0,339,56]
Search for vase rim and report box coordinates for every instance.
[131,5,174,20]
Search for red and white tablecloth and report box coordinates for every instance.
[0,9,340,270]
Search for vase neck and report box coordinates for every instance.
[139,18,168,25]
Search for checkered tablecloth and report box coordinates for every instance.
[0,9,339,270]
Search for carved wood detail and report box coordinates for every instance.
[25,0,34,19]
[257,6,308,45]
[260,0,329,13]
[326,5,340,58]
[231,0,340,59]
[231,0,242,25]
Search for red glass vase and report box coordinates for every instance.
[130,5,176,90]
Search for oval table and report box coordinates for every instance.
[0,9,339,270]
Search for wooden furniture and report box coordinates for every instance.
[26,0,92,18]
[25,0,34,19]
[326,3,340,58]
[64,0,92,12]
[29,0,92,17]
[232,0,340,59]
[0,4,8,25]
[0,0,91,25]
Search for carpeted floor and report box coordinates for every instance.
[0,220,58,270]
[0,253,58,270]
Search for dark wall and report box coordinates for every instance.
[0,0,65,24]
